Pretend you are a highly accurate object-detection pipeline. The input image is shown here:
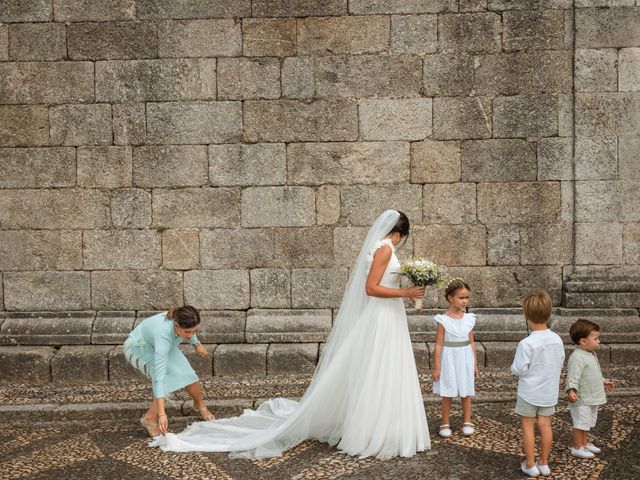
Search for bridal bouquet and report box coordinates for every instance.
[397,258,444,313]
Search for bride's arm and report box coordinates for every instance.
[365,246,424,299]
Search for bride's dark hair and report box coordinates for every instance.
[389,211,410,237]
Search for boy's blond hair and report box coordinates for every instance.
[522,290,552,324]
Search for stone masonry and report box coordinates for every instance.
[1,1,640,380]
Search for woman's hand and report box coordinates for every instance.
[567,390,578,403]
[404,286,425,300]
[432,368,441,382]
[194,344,208,357]
[158,414,169,434]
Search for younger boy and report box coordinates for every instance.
[511,290,565,478]
[566,319,614,459]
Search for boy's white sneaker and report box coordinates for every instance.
[521,462,540,477]
[535,463,551,476]
[571,446,595,459]
[585,443,601,454]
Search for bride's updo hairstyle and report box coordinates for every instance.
[389,211,410,237]
[167,305,201,328]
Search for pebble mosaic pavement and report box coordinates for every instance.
[0,367,639,479]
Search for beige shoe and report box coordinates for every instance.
[140,415,160,437]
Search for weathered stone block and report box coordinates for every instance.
[50,104,113,146]
[147,101,242,144]
[413,224,487,266]
[245,100,358,142]
[422,183,477,224]
[0,231,81,271]
[610,344,640,365]
[619,47,640,92]
[9,22,66,61]
[282,56,315,99]
[0,312,93,345]
[576,93,640,136]
[242,18,295,57]
[0,62,93,104]
[432,97,492,140]
[68,22,157,60]
[275,227,334,268]
[412,342,429,371]
[619,136,640,180]
[241,186,315,227]
[137,0,251,19]
[96,59,216,102]
[623,223,640,264]
[423,54,473,96]
[575,223,623,265]
[288,142,410,185]
[250,269,291,308]
[196,311,245,344]
[487,225,520,265]
[4,272,90,311]
[503,9,564,51]
[246,309,332,343]
[298,15,389,55]
[218,57,280,100]
[537,137,573,181]
[0,147,75,188]
[333,226,368,267]
[0,105,49,147]
[92,311,135,344]
[184,270,250,310]
[291,268,348,308]
[575,49,618,92]
[488,0,572,9]
[113,103,146,146]
[341,184,423,226]
[108,345,146,381]
[410,140,461,183]
[0,0,51,22]
[575,137,618,180]
[253,0,346,17]
[111,188,151,228]
[77,146,132,188]
[210,143,285,187]
[0,347,55,383]
[133,145,207,188]
[92,270,183,310]
[576,7,640,48]
[153,188,240,228]
[267,343,318,375]
[83,230,162,270]
[391,14,437,54]
[575,180,619,223]
[52,346,112,383]
[0,25,7,60]
[178,344,214,378]
[315,55,422,98]
[317,185,341,225]
[493,95,558,138]
[460,0,489,13]
[200,228,275,269]
[520,223,573,265]
[350,0,457,13]
[474,51,572,95]
[158,19,240,57]
[214,344,267,376]
[461,139,537,182]
[162,229,199,270]
[54,0,139,21]
[477,182,561,224]
[360,99,432,141]
[439,12,501,53]
[0,189,110,229]
[481,342,518,367]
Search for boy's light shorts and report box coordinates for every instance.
[570,404,599,430]
[515,395,556,417]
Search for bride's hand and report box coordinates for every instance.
[404,286,425,299]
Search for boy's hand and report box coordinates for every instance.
[432,368,440,382]
[567,389,578,403]
[604,379,614,392]
[194,344,208,357]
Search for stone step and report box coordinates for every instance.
[564,281,640,293]
[563,292,640,309]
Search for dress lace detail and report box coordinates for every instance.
[367,238,394,264]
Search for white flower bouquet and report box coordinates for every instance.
[397,258,445,313]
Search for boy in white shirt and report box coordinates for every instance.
[511,290,565,478]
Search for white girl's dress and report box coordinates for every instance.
[433,313,476,398]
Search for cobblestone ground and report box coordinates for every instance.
[1,367,639,479]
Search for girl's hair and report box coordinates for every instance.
[167,305,201,329]
[445,278,470,301]
[389,211,410,237]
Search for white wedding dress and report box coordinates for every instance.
[151,210,430,458]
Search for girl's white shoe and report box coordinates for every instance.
[521,462,540,477]
[585,443,601,454]
[571,446,595,459]
[461,422,475,436]
[535,463,551,476]
[438,425,452,438]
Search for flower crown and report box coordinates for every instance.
[445,277,466,289]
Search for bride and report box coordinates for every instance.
[152,210,431,458]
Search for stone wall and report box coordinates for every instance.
[0,0,639,315]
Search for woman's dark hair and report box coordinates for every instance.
[167,305,201,329]
[445,278,470,301]
[389,211,410,237]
